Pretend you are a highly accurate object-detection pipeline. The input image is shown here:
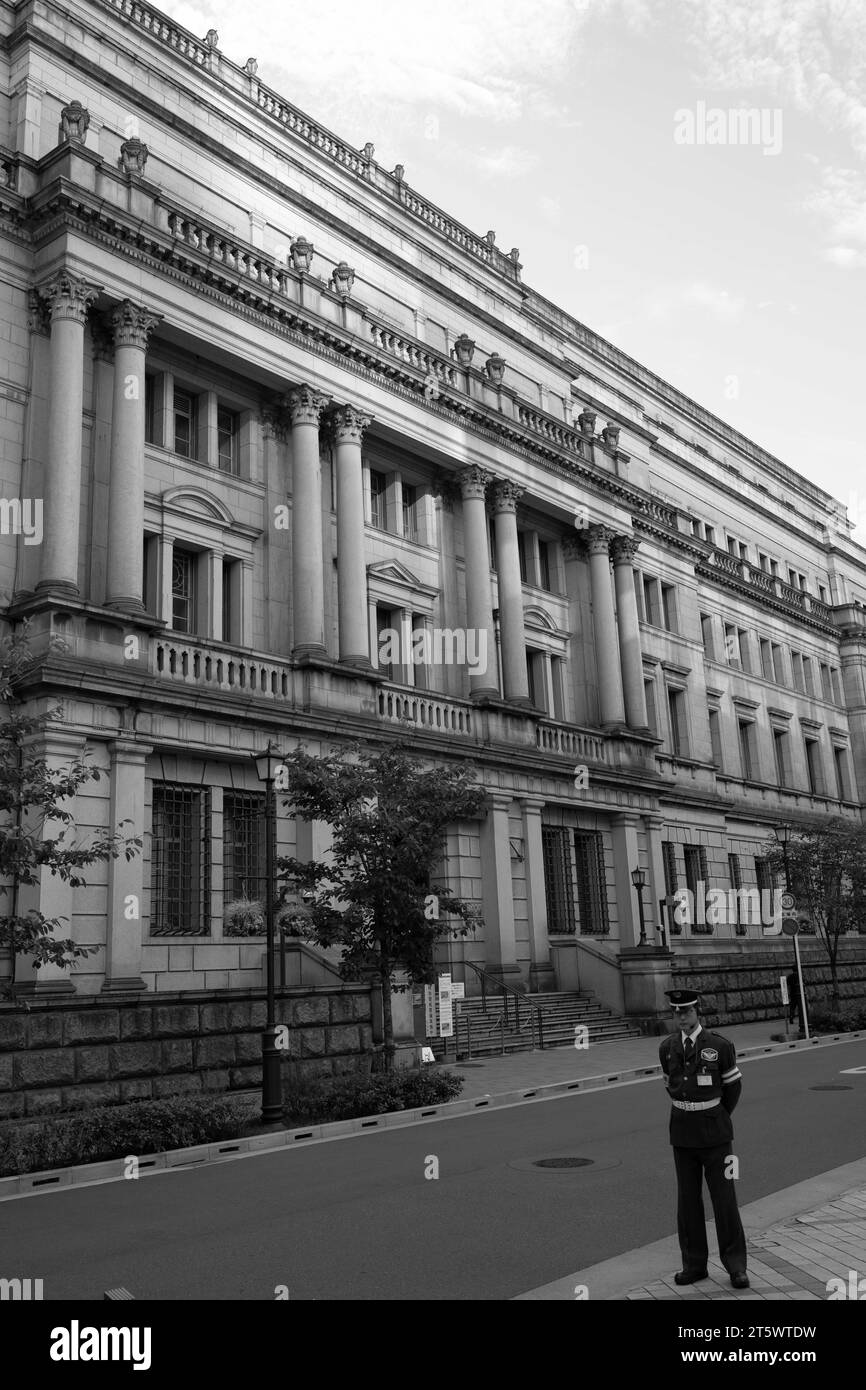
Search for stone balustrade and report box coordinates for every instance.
[153,638,292,699]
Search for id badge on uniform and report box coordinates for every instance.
[697,1073,713,1086]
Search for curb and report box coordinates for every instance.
[1,1029,862,1200]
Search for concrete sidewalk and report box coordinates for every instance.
[434,1017,866,1302]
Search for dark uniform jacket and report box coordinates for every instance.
[659,1026,742,1148]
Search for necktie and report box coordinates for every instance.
[684,1037,694,1064]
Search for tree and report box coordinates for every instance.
[277,739,487,1068]
[0,622,141,1001]
[764,818,866,1002]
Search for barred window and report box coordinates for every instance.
[662,840,680,936]
[728,853,746,935]
[542,827,575,934]
[151,785,210,936]
[574,830,609,935]
[754,856,774,896]
[684,844,711,934]
[223,791,266,905]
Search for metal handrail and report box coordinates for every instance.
[462,962,545,1050]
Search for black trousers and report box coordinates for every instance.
[673,1143,748,1274]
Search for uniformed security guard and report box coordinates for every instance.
[659,989,749,1288]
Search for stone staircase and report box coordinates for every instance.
[430,990,641,1061]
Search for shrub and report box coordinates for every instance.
[0,1096,244,1178]
[282,1067,464,1125]
[809,1001,866,1033]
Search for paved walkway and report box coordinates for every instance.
[434,1017,866,1302]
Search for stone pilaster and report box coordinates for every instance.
[585,525,626,727]
[521,797,557,992]
[610,534,649,731]
[36,271,102,595]
[457,465,498,698]
[106,300,161,612]
[491,480,530,704]
[610,812,642,948]
[102,740,152,993]
[479,792,521,984]
[330,404,373,668]
[286,385,330,659]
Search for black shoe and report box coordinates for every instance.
[674,1269,709,1285]
[730,1271,750,1289]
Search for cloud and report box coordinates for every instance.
[647,282,747,325]
[457,144,539,179]
[805,165,866,267]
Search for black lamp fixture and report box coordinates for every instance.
[252,739,285,1125]
[631,866,648,947]
[774,822,792,891]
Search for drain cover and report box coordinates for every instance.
[810,1084,853,1091]
[533,1157,594,1169]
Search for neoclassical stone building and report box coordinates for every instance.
[1,0,865,1016]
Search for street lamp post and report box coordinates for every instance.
[631,866,648,947]
[253,740,285,1124]
[775,822,797,977]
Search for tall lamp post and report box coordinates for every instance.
[253,740,285,1124]
[631,866,649,947]
[774,822,796,976]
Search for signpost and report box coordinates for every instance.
[780,892,810,1039]
[438,973,454,1039]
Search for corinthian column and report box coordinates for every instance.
[491,480,529,703]
[331,403,373,667]
[106,300,161,612]
[287,385,330,658]
[611,534,649,730]
[36,271,102,595]
[586,526,626,727]
[457,465,498,698]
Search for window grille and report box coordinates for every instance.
[662,840,681,935]
[684,844,712,934]
[174,388,196,458]
[370,470,387,529]
[402,484,418,541]
[217,407,239,474]
[542,827,575,933]
[151,785,210,936]
[223,791,266,904]
[728,853,746,935]
[574,830,609,934]
[172,550,197,633]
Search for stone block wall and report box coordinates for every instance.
[672,942,866,1027]
[0,985,373,1121]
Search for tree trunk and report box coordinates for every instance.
[380,965,395,1072]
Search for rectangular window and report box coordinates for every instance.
[770,559,779,577]
[551,656,565,720]
[804,739,822,796]
[817,583,828,602]
[760,639,774,682]
[830,668,843,705]
[517,531,528,584]
[662,840,681,936]
[402,484,418,541]
[739,542,748,561]
[145,374,156,445]
[791,652,805,693]
[151,785,209,936]
[820,663,832,701]
[727,535,738,556]
[223,791,266,909]
[738,720,755,780]
[700,614,715,658]
[772,644,784,683]
[412,613,431,691]
[526,649,544,710]
[758,552,769,572]
[171,549,198,634]
[724,623,740,666]
[633,569,644,621]
[369,470,387,529]
[834,746,849,801]
[705,526,715,547]
[538,541,552,592]
[728,853,746,935]
[803,657,815,697]
[691,519,704,540]
[642,576,662,626]
[217,406,239,474]
[644,678,657,735]
[773,728,790,787]
[667,687,688,757]
[541,827,575,934]
[738,629,752,674]
[222,559,241,644]
[708,708,723,769]
[573,830,609,934]
[684,844,711,933]
[661,584,677,632]
[755,856,773,897]
[173,389,196,459]
[376,607,400,682]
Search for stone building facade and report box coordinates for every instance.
[1,0,865,1014]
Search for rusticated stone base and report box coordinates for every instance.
[0,985,373,1121]
[669,942,866,1030]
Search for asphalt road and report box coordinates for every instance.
[3,1039,865,1300]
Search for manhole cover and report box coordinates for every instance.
[533,1157,594,1169]
[810,1084,853,1091]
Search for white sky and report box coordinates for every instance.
[166,0,866,537]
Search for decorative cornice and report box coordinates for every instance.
[38,270,101,324]
[111,298,162,350]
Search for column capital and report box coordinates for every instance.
[491,479,525,514]
[585,524,617,557]
[431,472,461,510]
[285,384,330,427]
[90,315,115,362]
[39,271,101,325]
[562,534,586,562]
[328,403,373,445]
[27,289,51,337]
[457,464,493,501]
[261,403,290,442]
[610,534,641,565]
[111,298,162,350]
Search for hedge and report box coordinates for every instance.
[282,1067,465,1125]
